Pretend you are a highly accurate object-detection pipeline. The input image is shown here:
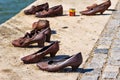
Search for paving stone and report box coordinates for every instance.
[112,39,120,45]
[110,47,120,62]
[110,47,120,54]
[80,75,99,80]
[94,48,109,54]
[97,45,111,49]
[112,12,120,18]
[80,53,107,80]
[116,30,120,39]
[107,19,120,28]
[102,65,119,79]
[107,58,120,66]
[112,43,120,49]
[110,52,120,60]
[98,40,112,47]
[107,19,119,28]
[101,31,114,37]
[87,54,107,68]
[99,37,113,42]
[83,68,101,75]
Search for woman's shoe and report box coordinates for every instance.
[24,2,49,15]
[37,52,83,72]
[41,27,51,42]
[32,20,51,42]
[12,28,50,47]
[80,0,111,15]
[35,5,63,18]
[12,29,38,47]
[86,4,98,10]
[21,41,59,64]
[32,20,50,30]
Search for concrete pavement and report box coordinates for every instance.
[0,0,119,80]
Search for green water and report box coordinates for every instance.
[0,0,34,24]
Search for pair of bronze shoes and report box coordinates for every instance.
[24,2,63,17]
[80,0,111,15]
[21,41,82,72]
[21,40,83,72]
[12,20,51,47]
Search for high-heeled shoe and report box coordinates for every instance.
[21,41,59,64]
[32,20,49,30]
[32,20,51,42]
[41,27,51,42]
[12,28,50,47]
[37,52,83,72]
[86,4,98,10]
[35,5,63,18]
[24,2,49,15]
[80,0,111,15]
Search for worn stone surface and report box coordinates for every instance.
[79,0,120,80]
[80,75,99,80]
[0,0,119,80]
[102,65,119,79]
[87,54,107,69]
[0,0,118,80]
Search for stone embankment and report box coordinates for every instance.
[0,0,119,80]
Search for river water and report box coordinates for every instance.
[0,0,34,24]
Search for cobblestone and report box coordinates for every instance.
[87,54,107,68]
[79,1,120,80]
[80,75,99,80]
[85,68,101,75]
[102,65,119,79]
[107,58,120,66]
[80,52,108,80]
[94,48,109,54]
[110,51,120,60]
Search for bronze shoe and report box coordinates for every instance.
[32,20,50,30]
[21,41,59,64]
[12,28,50,47]
[37,52,83,72]
[12,29,37,47]
[24,2,49,15]
[32,20,51,42]
[80,0,111,15]
[86,4,98,10]
[35,5,63,18]
[41,27,51,42]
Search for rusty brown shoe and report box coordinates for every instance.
[21,41,59,64]
[24,2,49,15]
[32,20,51,42]
[35,5,63,18]
[12,28,50,47]
[32,20,50,30]
[80,0,111,15]
[37,52,83,72]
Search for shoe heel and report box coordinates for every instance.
[46,34,51,42]
[38,39,46,47]
[37,33,46,47]
[38,41,44,47]
[71,65,79,71]
[100,11,105,14]
[100,8,107,14]
[50,52,57,57]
